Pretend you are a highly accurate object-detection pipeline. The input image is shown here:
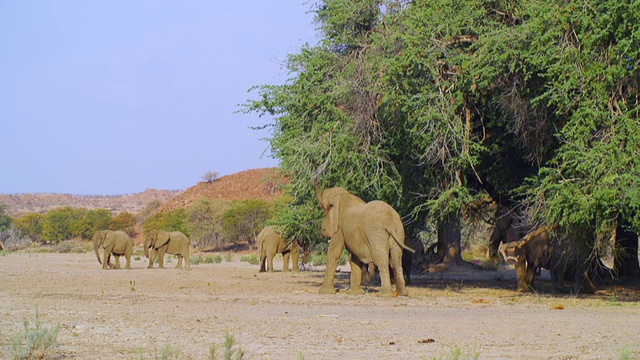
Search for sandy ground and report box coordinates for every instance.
[1,252,639,360]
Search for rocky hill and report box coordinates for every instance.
[0,189,181,217]
[159,168,289,212]
[0,168,289,217]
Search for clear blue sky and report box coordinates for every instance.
[1,1,317,195]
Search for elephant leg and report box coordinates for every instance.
[283,251,291,272]
[157,249,166,269]
[291,246,300,272]
[259,255,267,272]
[515,257,530,292]
[176,255,183,269]
[267,250,276,272]
[346,255,365,295]
[102,249,111,269]
[362,263,376,286]
[525,265,536,290]
[147,249,156,268]
[184,249,190,270]
[390,246,408,296]
[125,255,131,270]
[319,236,345,294]
[370,246,393,296]
[114,256,121,269]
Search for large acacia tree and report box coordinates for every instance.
[246,0,640,275]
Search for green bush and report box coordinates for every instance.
[240,253,259,265]
[310,250,348,266]
[224,253,234,262]
[6,307,60,360]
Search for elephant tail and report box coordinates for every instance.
[389,227,415,254]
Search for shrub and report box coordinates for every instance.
[224,253,234,262]
[222,199,272,246]
[6,307,60,360]
[240,253,259,265]
[136,345,181,360]
[0,224,31,251]
[209,331,245,360]
[202,170,220,183]
[186,198,229,251]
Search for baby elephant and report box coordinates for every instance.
[257,226,300,272]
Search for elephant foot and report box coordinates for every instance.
[396,287,409,297]
[345,287,365,295]
[318,286,336,294]
[377,288,393,297]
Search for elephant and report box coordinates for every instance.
[499,225,595,294]
[93,230,133,270]
[362,237,424,286]
[315,186,414,296]
[487,213,527,260]
[257,225,301,272]
[144,230,191,269]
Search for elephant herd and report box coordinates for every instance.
[92,229,191,270]
[93,186,598,296]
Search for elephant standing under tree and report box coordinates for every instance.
[93,230,133,270]
[257,225,300,272]
[144,230,191,269]
[316,186,414,296]
[499,226,595,294]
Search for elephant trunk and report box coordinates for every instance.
[93,235,102,265]
[144,236,151,258]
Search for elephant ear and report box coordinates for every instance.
[326,194,341,236]
[155,231,171,249]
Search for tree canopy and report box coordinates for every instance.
[246,0,640,274]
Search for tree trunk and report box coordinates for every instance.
[614,218,640,278]
[436,212,464,265]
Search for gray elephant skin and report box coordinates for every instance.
[144,230,191,269]
[316,186,414,296]
[93,230,133,270]
[257,225,300,272]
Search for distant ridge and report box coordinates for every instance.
[159,168,289,212]
[0,189,181,217]
[0,168,290,217]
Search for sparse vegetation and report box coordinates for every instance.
[209,331,245,360]
[135,345,181,360]
[202,170,220,183]
[240,253,259,265]
[6,307,60,360]
[430,346,481,360]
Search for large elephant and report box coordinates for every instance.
[93,230,133,270]
[499,226,595,294]
[257,225,301,272]
[316,186,414,296]
[144,230,191,269]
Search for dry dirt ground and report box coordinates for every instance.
[1,252,639,360]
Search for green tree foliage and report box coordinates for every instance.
[246,0,640,271]
[41,207,86,243]
[109,212,137,236]
[186,198,230,250]
[73,209,112,239]
[0,204,13,231]
[222,199,273,246]
[14,213,44,242]
[142,209,188,236]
